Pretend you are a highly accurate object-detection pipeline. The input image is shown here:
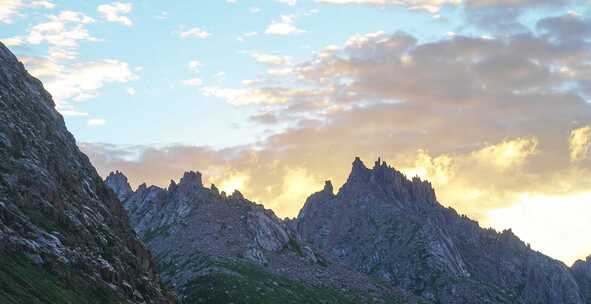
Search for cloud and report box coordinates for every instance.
[188,60,202,70]
[30,1,54,9]
[485,192,591,266]
[251,52,289,65]
[570,125,591,162]
[276,0,297,5]
[21,56,137,112]
[315,0,581,30]
[1,10,97,56]
[0,0,23,23]
[463,0,574,31]
[201,86,328,106]
[473,137,538,171]
[218,172,250,194]
[265,15,304,35]
[88,118,106,126]
[97,2,133,26]
[180,27,211,39]
[20,11,97,49]
[0,36,23,46]
[316,0,461,13]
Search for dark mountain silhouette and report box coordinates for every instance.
[106,170,420,303]
[297,157,584,303]
[107,157,589,304]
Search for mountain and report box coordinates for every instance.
[0,42,172,303]
[573,257,591,303]
[297,157,584,304]
[106,171,421,304]
[107,158,589,304]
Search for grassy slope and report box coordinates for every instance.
[0,252,124,304]
[156,252,417,304]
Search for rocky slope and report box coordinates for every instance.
[573,257,591,303]
[0,42,172,303]
[297,157,585,304]
[106,171,420,304]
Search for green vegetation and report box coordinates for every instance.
[157,253,409,304]
[0,252,124,304]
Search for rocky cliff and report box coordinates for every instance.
[573,257,591,303]
[106,171,420,304]
[297,157,584,304]
[0,42,172,303]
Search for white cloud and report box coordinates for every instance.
[54,10,95,24]
[19,56,63,78]
[181,78,203,86]
[201,86,324,106]
[0,0,23,23]
[316,0,460,14]
[126,87,136,95]
[252,52,288,65]
[188,60,202,70]
[22,57,137,109]
[0,36,23,46]
[88,118,106,126]
[265,15,304,35]
[180,27,211,39]
[25,11,97,48]
[0,0,55,23]
[59,110,88,117]
[48,47,78,61]
[30,1,54,9]
[97,2,133,26]
[276,0,297,5]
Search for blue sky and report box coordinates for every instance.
[2,0,591,264]
[2,0,472,146]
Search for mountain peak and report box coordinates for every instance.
[342,157,437,204]
[105,170,133,201]
[323,180,334,195]
[348,156,372,183]
[231,189,244,199]
[179,170,203,187]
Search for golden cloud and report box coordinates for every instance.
[570,125,591,162]
[473,137,538,171]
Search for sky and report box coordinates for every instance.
[2,0,591,266]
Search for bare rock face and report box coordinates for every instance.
[573,256,591,303]
[105,170,134,201]
[0,42,172,303]
[107,171,418,303]
[297,158,585,304]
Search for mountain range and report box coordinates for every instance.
[106,157,591,304]
[1,39,591,304]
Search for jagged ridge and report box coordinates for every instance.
[106,170,420,303]
[297,157,585,304]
